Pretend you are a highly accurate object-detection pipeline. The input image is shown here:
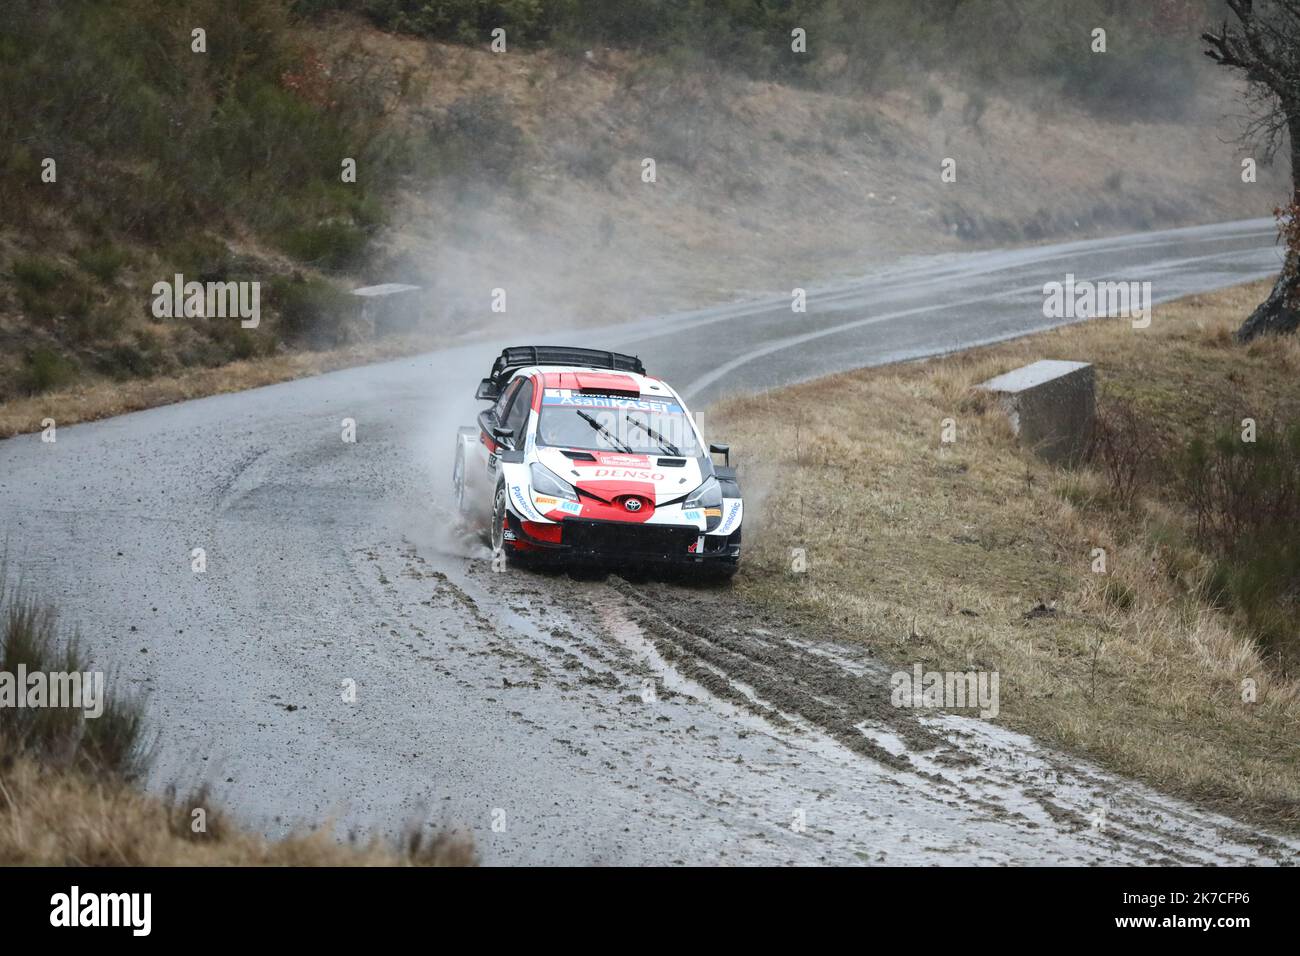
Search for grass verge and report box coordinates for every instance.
[713,278,1300,832]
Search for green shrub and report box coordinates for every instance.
[75,243,129,284]
[345,0,551,43]
[96,342,155,381]
[18,348,77,395]
[1180,422,1300,552]
[268,274,354,345]
[277,222,370,273]
[11,255,66,294]
[298,0,1211,107]
[1179,421,1300,661]
[1,1,387,281]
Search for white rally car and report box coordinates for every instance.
[452,346,743,577]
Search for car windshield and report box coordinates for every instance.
[536,391,701,457]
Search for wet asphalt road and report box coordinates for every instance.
[0,218,1293,865]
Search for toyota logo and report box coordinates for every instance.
[624,498,643,512]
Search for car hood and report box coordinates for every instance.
[534,447,704,505]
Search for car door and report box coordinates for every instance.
[477,376,521,482]
[502,378,533,450]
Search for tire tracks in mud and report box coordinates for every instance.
[369,529,1296,864]
[582,576,1297,865]
[604,577,925,771]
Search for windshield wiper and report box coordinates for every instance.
[575,410,634,454]
[625,416,681,457]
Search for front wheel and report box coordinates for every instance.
[489,482,507,551]
[489,484,530,568]
[452,447,471,516]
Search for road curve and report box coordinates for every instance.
[0,219,1293,865]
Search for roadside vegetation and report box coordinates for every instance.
[307,0,1212,118]
[713,279,1300,831]
[0,574,474,864]
[0,0,400,403]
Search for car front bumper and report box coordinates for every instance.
[505,513,741,565]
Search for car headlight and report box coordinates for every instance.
[684,475,722,510]
[530,462,579,502]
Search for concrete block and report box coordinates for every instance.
[977,360,1095,465]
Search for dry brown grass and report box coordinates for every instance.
[0,756,475,865]
[714,278,1300,831]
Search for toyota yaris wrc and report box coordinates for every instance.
[453,346,742,577]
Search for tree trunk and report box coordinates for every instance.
[1235,268,1300,341]
[1235,110,1300,343]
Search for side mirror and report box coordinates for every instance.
[709,443,731,467]
[492,425,515,445]
[476,378,499,402]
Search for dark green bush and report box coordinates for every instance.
[1,1,393,274]
[298,0,1213,113]
[75,243,130,284]
[18,348,78,395]
[277,222,371,273]
[268,274,354,345]
[11,255,65,294]
[97,341,157,381]
[1179,421,1300,661]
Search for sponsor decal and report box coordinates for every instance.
[558,500,583,515]
[683,509,702,521]
[587,468,665,481]
[511,485,541,521]
[502,528,517,541]
[595,453,651,467]
[543,389,683,415]
[533,495,559,508]
[703,507,722,519]
[717,501,741,534]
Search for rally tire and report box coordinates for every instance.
[489,481,528,567]
[452,447,470,515]
[490,482,508,551]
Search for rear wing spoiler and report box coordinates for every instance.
[476,346,647,401]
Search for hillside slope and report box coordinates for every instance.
[0,6,1288,423]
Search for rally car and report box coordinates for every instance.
[452,346,742,577]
